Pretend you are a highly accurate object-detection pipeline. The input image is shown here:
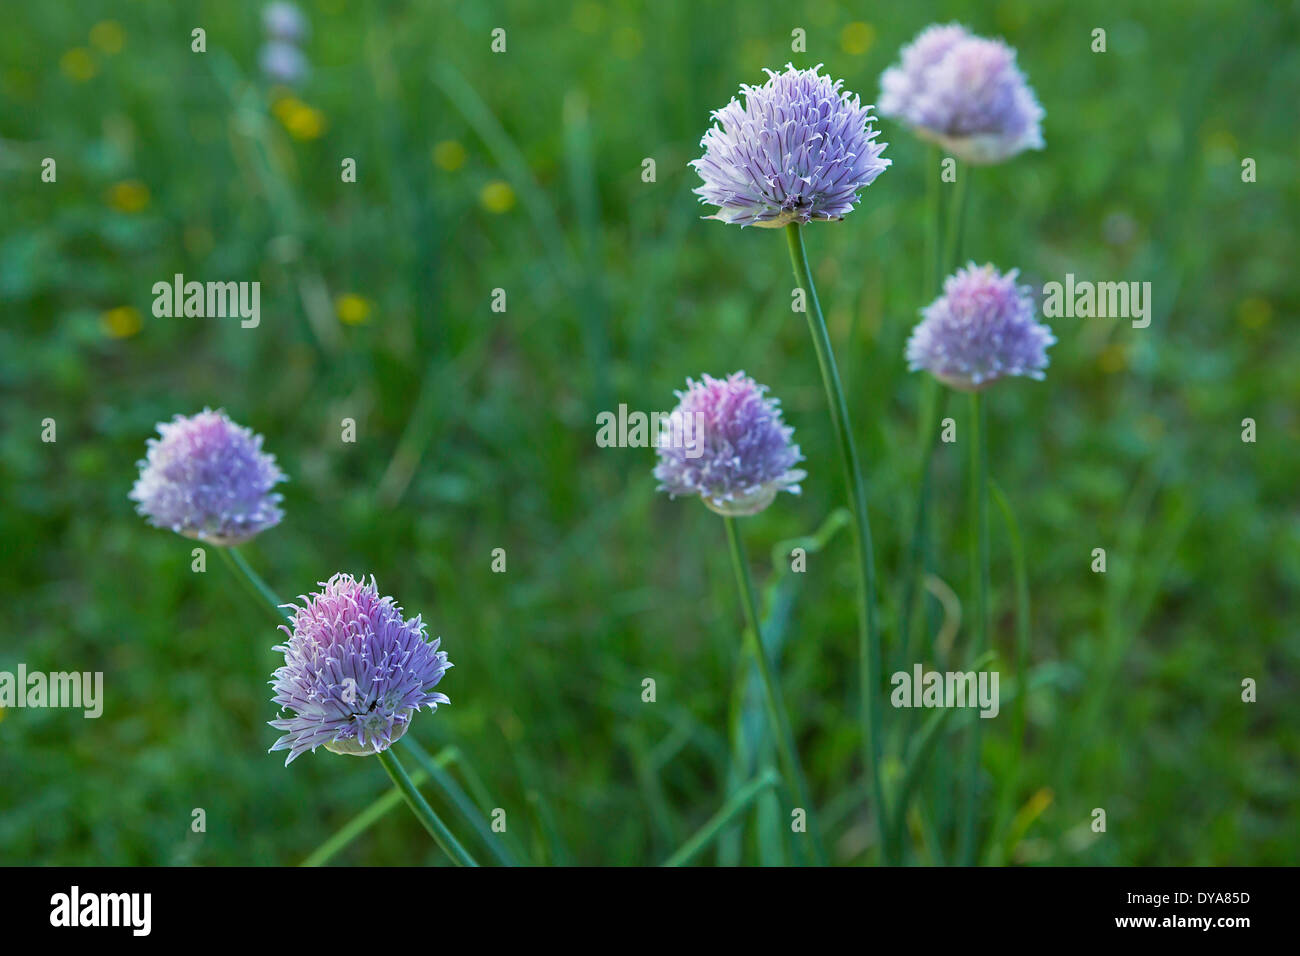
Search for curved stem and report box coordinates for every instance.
[217,545,289,623]
[401,738,519,867]
[302,760,440,867]
[784,222,890,864]
[377,747,479,867]
[723,516,828,866]
[956,391,989,864]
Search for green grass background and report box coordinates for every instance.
[2,0,1297,865]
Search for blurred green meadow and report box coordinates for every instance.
[2,0,1297,865]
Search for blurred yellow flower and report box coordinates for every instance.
[101,306,142,339]
[271,96,297,122]
[106,180,150,213]
[335,294,372,326]
[841,21,876,56]
[287,106,327,140]
[1098,343,1128,374]
[479,180,516,214]
[90,21,126,55]
[60,48,97,82]
[432,140,467,171]
[1236,296,1271,329]
[272,96,327,140]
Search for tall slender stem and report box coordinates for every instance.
[903,157,968,675]
[957,390,989,864]
[723,515,828,866]
[377,748,479,867]
[898,383,947,667]
[942,167,971,273]
[401,738,519,867]
[924,144,942,296]
[302,763,437,868]
[986,480,1030,865]
[784,222,890,863]
[217,545,289,623]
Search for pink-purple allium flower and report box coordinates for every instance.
[269,574,451,765]
[129,409,286,545]
[655,372,806,516]
[906,263,1056,391]
[878,24,1044,165]
[691,63,890,227]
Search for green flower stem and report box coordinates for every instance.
[904,164,972,670]
[902,159,968,673]
[784,222,890,864]
[898,381,947,666]
[217,545,289,623]
[400,738,519,867]
[301,762,438,867]
[986,480,1031,865]
[662,767,780,867]
[924,144,942,296]
[723,515,828,866]
[377,747,479,867]
[956,390,990,865]
[942,167,971,274]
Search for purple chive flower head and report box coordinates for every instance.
[691,63,890,227]
[259,42,309,85]
[906,263,1056,391]
[262,2,309,43]
[879,24,1044,165]
[269,574,451,765]
[129,408,286,545]
[654,372,806,516]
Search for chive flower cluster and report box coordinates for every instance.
[130,411,453,765]
[125,22,1059,811]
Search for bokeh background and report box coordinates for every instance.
[3,0,1297,866]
